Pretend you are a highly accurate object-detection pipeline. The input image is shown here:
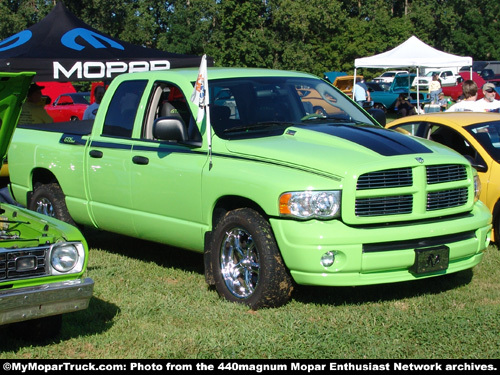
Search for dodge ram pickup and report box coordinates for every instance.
[7,67,492,309]
[1,72,93,338]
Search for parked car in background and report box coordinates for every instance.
[414,69,461,90]
[373,70,408,83]
[331,75,357,98]
[386,112,500,241]
[367,74,430,112]
[442,72,500,101]
[45,92,90,122]
[366,81,398,111]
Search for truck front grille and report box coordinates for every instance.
[0,246,49,281]
[427,188,468,210]
[354,164,469,218]
[427,164,467,184]
[357,168,412,190]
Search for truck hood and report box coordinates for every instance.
[0,72,35,161]
[391,74,416,92]
[224,124,435,175]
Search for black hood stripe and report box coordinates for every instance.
[296,124,432,156]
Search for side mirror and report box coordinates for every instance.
[367,108,386,126]
[153,117,187,142]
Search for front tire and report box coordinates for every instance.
[29,183,75,225]
[209,208,293,309]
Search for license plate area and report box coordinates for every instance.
[411,245,449,274]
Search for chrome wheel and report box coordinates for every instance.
[220,227,259,299]
[34,197,55,217]
[28,183,75,225]
[209,208,293,309]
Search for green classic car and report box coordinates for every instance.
[0,72,93,338]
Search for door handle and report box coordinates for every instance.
[89,150,103,158]
[132,156,149,165]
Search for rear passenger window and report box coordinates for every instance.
[103,80,147,137]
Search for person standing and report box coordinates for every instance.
[354,77,371,107]
[429,74,442,104]
[83,85,106,120]
[19,83,53,124]
[475,83,500,112]
[446,80,479,112]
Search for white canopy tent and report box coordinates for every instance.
[353,36,473,109]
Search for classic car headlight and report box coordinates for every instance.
[472,168,481,202]
[279,191,341,220]
[50,242,85,274]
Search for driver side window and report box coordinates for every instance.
[142,82,200,142]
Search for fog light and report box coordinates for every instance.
[320,251,335,267]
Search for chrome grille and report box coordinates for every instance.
[357,168,412,190]
[0,246,49,281]
[427,164,467,184]
[427,188,468,210]
[355,164,470,218]
[356,195,412,216]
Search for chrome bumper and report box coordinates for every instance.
[0,278,94,326]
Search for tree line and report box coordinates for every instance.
[1,0,499,79]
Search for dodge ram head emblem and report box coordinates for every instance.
[415,157,424,164]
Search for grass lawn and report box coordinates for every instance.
[1,228,499,359]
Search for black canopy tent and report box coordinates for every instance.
[0,2,209,82]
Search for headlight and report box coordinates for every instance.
[279,191,341,220]
[50,242,85,274]
[472,168,481,202]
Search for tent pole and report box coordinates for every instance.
[353,68,357,101]
[416,66,420,114]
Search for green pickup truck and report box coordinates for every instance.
[1,72,93,338]
[8,68,492,309]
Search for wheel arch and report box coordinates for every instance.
[28,168,59,205]
[204,195,269,286]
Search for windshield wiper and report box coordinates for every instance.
[224,121,295,133]
[301,115,354,123]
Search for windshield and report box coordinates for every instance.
[209,76,378,139]
[466,120,500,161]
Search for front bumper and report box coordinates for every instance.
[271,202,492,286]
[0,278,94,326]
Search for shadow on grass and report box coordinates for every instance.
[292,268,473,306]
[0,296,119,351]
[82,227,475,307]
[83,227,205,274]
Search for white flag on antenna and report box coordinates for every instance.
[190,54,209,123]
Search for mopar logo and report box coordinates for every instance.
[53,60,171,80]
[0,27,123,52]
[63,136,76,144]
[61,28,124,51]
[0,30,32,51]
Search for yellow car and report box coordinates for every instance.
[387,112,500,241]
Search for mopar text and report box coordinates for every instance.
[53,60,170,79]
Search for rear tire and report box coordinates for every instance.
[29,183,75,225]
[209,208,293,309]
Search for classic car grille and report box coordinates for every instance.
[0,246,49,281]
[355,164,469,217]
